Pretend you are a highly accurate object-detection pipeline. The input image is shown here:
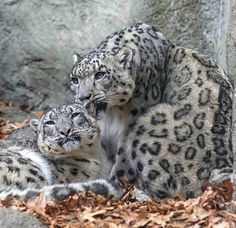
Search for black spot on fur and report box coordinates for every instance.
[4,158,13,164]
[151,112,166,125]
[177,86,192,101]
[185,147,197,160]
[51,186,77,201]
[194,77,203,87]
[173,48,186,64]
[116,170,125,177]
[192,52,218,67]
[121,158,126,163]
[152,85,159,99]
[193,112,206,129]
[166,175,177,190]
[75,158,91,163]
[70,168,78,176]
[203,150,212,163]
[26,177,36,183]
[148,142,161,155]
[159,159,170,173]
[174,123,193,142]
[136,125,146,135]
[92,182,109,197]
[148,170,160,180]
[168,143,181,154]
[174,163,184,174]
[137,161,144,172]
[212,137,227,155]
[132,139,139,148]
[117,147,124,155]
[128,168,135,175]
[29,169,38,176]
[196,134,205,149]
[131,150,136,159]
[149,129,168,138]
[197,167,211,180]
[174,104,192,120]
[156,190,170,199]
[181,177,191,186]
[186,191,195,199]
[139,143,147,154]
[215,158,231,168]
[148,159,153,165]
[131,109,138,116]
[17,158,28,164]
[198,88,211,106]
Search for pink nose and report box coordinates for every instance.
[59,127,71,136]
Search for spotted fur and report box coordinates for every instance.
[0,104,110,190]
[0,23,233,201]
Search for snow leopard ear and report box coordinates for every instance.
[30,119,40,133]
[73,52,83,64]
[115,47,133,69]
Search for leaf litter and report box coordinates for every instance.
[0,180,235,227]
[0,101,235,227]
[0,101,45,139]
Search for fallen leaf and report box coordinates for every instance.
[32,111,45,118]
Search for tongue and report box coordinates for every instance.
[92,106,97,118]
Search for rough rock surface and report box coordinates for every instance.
[0,207,46,228]
[0,0,232,110]
[226,0,236,83]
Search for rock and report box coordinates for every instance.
[0,207,46,228]
[226,0,236,83]
[0,0,232,110]
[0,0,135,110]
[0,106,36,139]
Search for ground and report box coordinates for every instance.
[0,94,236,227]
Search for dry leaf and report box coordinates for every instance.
[1,182,236,227]
[32,111,45,118]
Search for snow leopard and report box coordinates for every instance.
[0,103,110,190]
[0,23,233,201]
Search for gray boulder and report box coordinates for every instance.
[0,207,46,228]
[0,0,232,110]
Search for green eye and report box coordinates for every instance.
[94,72,105,80]
[45,120,55,125]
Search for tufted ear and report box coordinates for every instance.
[115,47,133,69]
[30,119,40,133]
[73,52,83,64]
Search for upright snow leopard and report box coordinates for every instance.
[0,103,110,190]
[0,23,233,201]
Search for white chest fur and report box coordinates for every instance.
[99,105,131,160]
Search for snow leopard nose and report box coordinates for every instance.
[79,93,91,102]
[59,127,71,136]
[77,78,93,102]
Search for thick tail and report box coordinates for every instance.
[0,179,123,201]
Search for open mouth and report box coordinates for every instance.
[86,102,107,119]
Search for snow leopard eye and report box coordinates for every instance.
[45,120,55,125]
[71,112,81,118]
[71,77,79,84]
[94,72,105,80]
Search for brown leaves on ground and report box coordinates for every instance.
[0,101,45,139]
[0,118,29,139]
[1,181,236,228]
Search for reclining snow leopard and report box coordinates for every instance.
[0,103,110,190]
[0,23,233,201]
